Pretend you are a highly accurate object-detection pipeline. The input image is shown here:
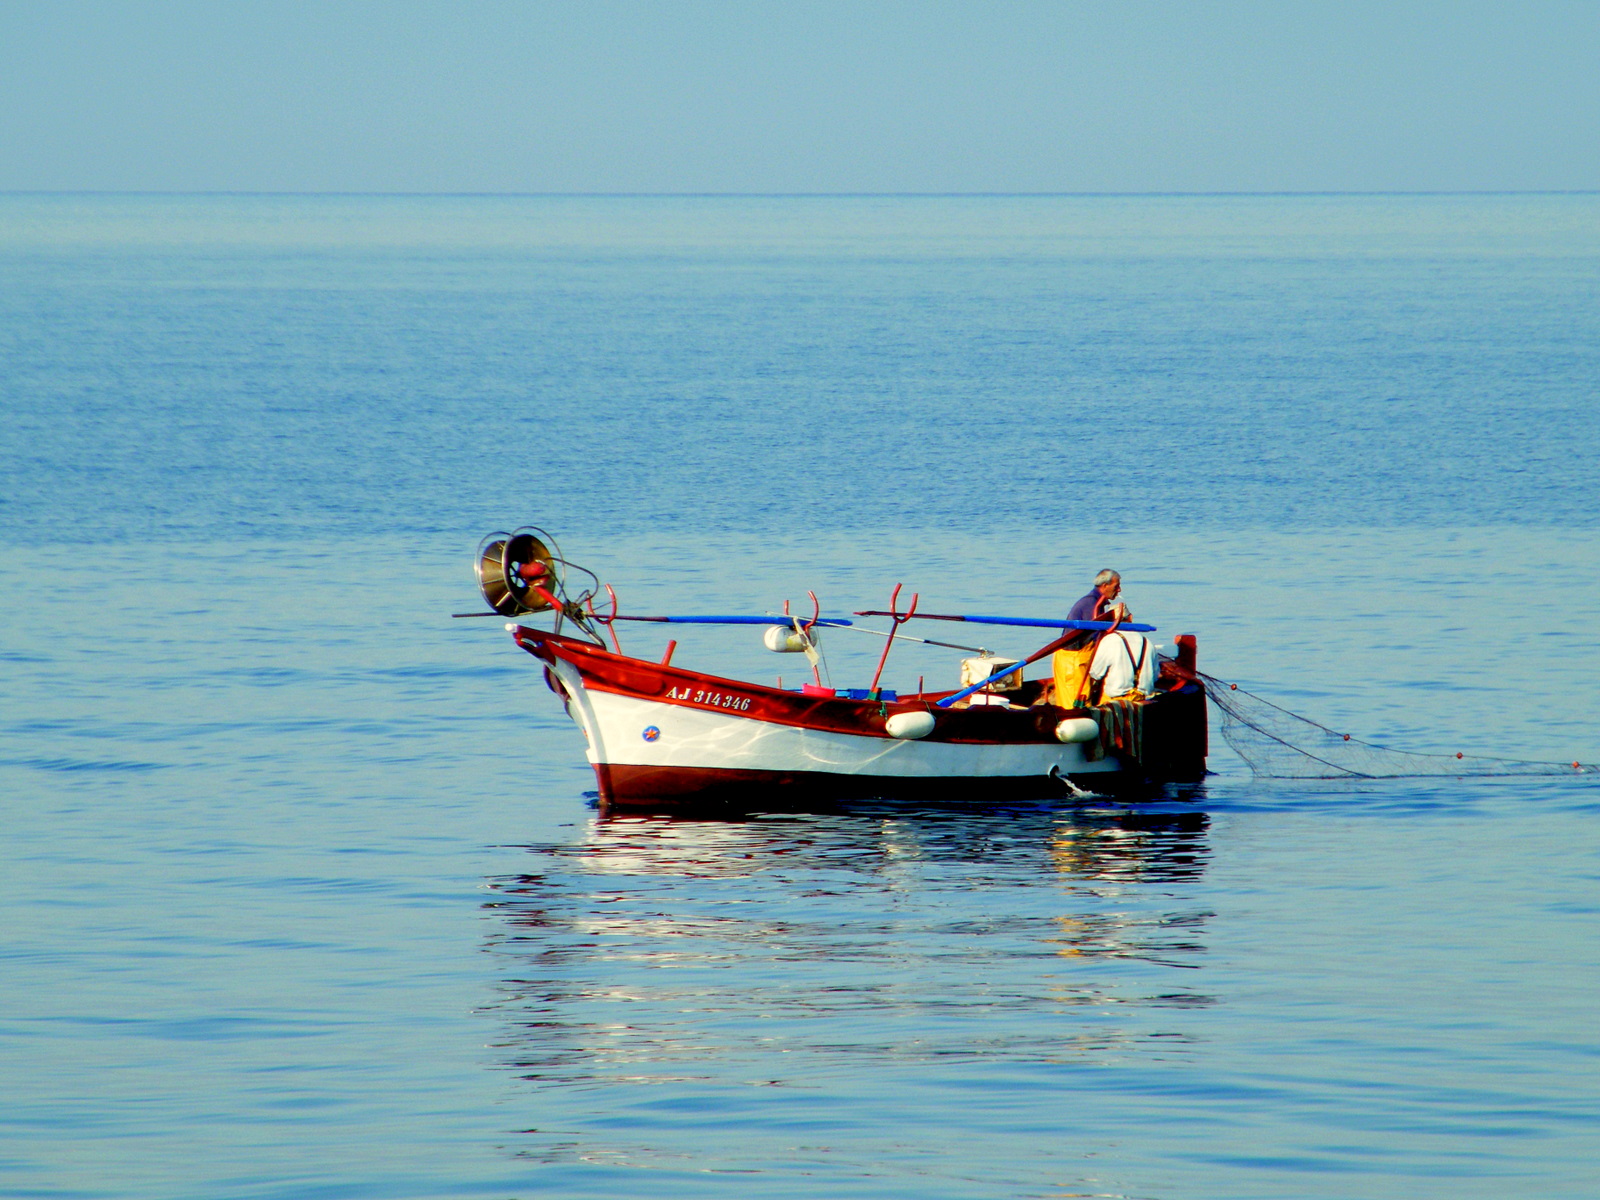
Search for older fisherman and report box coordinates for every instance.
[1050,569,1133,707]
[1068,568,1129,624]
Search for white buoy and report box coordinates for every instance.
[1055,717,1098,744]
[885,711,936,740]
[763,625,818,653]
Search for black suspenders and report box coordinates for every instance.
[1120,634,1147,687]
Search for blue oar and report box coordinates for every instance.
[855,611,1155,633]
[932,619,1153,709]
[454,611,856,626]
[607,614,855,626]
[936,661,1045,708]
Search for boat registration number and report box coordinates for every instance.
[665,685,753,712]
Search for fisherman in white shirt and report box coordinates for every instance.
[1089,629,1159,700]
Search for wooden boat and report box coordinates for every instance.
[467,528,1208,808]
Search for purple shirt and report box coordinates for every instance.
[1067,589,1104,622]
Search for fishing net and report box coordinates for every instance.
[1198,672,1596,780]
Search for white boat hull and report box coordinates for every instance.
[513,628,1209,807]
[557,658,1113,779]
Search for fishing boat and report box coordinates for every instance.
[464,528,1208,808]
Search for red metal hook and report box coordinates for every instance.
[869,583,919,694]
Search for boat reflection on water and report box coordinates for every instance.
[550,794,1209,884]
[482,798,1215,1178]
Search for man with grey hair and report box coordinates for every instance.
[1066,569,1159,702]
[1067,569,1129,625]
[1045,569,1137,707]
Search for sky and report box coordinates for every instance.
[1,1,1596,193]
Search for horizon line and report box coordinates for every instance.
[3,188,1598,199]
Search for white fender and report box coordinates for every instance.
[1055,717,1099,744]
[763,625,818,653]
[885,711,936,740]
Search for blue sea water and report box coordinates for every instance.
[2,194,1598,1198]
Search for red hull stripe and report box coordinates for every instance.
[516,627,1081,746]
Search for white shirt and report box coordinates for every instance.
[1090,631,1158,699]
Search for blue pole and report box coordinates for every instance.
[856,611,1154,632]
[936,662,1040,708]
[953,614,1156,632]
[934,624,1151,709]
[607,615,854,626]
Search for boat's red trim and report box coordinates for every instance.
[514,626,1085,745]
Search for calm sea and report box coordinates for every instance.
[2,194,1597,1199]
